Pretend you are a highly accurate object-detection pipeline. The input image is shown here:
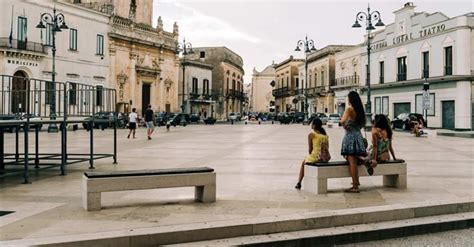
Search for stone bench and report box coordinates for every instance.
[303,160,407,194]
[82,167,216,211]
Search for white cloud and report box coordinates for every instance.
[154,1,261,45]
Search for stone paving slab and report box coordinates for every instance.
[0,124,473,241]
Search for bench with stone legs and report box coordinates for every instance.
[303,160,407,194]
[82,167,216,211]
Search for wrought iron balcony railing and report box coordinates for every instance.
[330,75,360,88]
[272,86,290,98]
[0,38,47,54]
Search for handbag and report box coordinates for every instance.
[317,141,331,162]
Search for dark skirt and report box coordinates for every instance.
[341,130,367,156]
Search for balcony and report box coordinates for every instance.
[397,73,407,81]
[272,86,290,98]
[293,88,304,95]
[0,38,47,54]
[228,89,245,100]
[305,86,324,97]
[444,66,452,76]
[330,75,360,89]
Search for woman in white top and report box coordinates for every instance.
[127,108,138,139]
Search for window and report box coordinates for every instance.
[295,78,299,89]
[192,78,198,94]
[96,85,103,106]
[232,79,236,90]
[17,17,27,42]
[397,56,407,81]
[69,83,77,105]
[226,78,229,94]
[415,93,435,116]
[375,97,381,114]
[308,75,312,88]
[382,96,389,115]
[422,51,429,78]
[200,51,205,58]
[379,61,384,84]
[69,29,77,51]
[444,46,452,75]
[286,77,289,88]
[203,79,209,95]
[45,81,54,104]
[321,71,325,86]
[45,23,54,46]
[96,34,104,55]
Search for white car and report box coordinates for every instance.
[327,114,341,126]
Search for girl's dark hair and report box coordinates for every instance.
[374,114,393,139]
[348,91,366,128]
[311,118,327,135]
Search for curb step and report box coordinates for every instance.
[172,212,473,247]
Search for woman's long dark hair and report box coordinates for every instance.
[374,114,393,139]
[311,118,327,135]
[348,91,366,128]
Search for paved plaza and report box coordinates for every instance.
[0,123,473,242]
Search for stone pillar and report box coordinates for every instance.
[129,52,138,112]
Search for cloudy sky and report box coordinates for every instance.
[153,0,472,83]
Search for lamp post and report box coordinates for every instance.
[295,35,316,124]
[36,7,68,133]
[176,38,194,127]
[352,4,384,130]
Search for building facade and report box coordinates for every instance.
[0,0,110,114]
[178,60,213,117]
[332,45,364,115]
[359,3,473,130]
[185,47,245,120]
[272,56,303,113]
[251,64,275,113]
[77,0,180,116]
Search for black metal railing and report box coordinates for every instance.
[397,73,407,81]
[0,38,47,54]
[272,86,290,98]
[305,86,324,97]
[330,75,360,88]
[444,66,452,76]
[293,88,304,95]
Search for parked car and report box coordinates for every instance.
[228,112,241,121]
[391,113,425,130]
[278,113,292,124]
[168,113,190,126]
[190,113,200,123]
[0,114,18,133]
[294,112,305,123]
[83,111,117,130]
[267,112,277,121]
[18,113,43,131]
[204,117,216,125]
[327,113,341,126]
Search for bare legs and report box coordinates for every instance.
[127,128,136,139]
[346,156,360,192]
[295,160,305,189]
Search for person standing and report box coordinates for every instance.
[127,108,138,139]
[144,104,155,140]
[340,91,367,193]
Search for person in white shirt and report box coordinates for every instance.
[127,108,139,139]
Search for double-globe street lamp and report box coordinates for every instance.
[352,5,384,129]
[36,7,68,133]
[295,35,316,124]
[176,38,194,127]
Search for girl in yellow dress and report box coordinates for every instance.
[295,118,331,189]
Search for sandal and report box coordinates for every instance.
[344,187,360,193]
[295,182,301,190]
[365,164,374,176]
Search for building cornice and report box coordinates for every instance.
[182,60,214,70]
[369,75,474,91]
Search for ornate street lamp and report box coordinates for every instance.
[36,7,68,132]
[176,38,194,127]
[352,4,384,130]
[295,35,316,124]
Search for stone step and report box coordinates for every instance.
[1,198,472,246]
[173,212,473,246]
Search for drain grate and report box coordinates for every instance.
[0,211,14,217]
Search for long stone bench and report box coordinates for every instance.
[303,160,407,194]
[82,167,216,211]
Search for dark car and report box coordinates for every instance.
[190,113,200,123]
[168,113,191,126]
[204,117,216,125]
[308,113,328,125]
[391,113,425,130]
[0,114,18,133]
[156,112,173,126]
[83,112,117,130]
[294,112,305,123]
[278,113,292,124]
[267,112,277,121]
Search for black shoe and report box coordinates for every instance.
[295,182,301,190]
[148,136,151,140]
[365,165,374,176]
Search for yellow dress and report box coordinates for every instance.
[304,132,329,163]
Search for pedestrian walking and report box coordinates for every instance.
[340,91,367,193]
[144,104,155,140]
[127,108,138,139]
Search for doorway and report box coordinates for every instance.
[442,100,455,129]
[141,83,151,116]
[12,71,28,114]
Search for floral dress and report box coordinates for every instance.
[340,119,367,157]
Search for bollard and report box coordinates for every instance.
[258,121,261,125]
[231,119,234,125]
[245,121,247,125]
[272,120,274,124]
